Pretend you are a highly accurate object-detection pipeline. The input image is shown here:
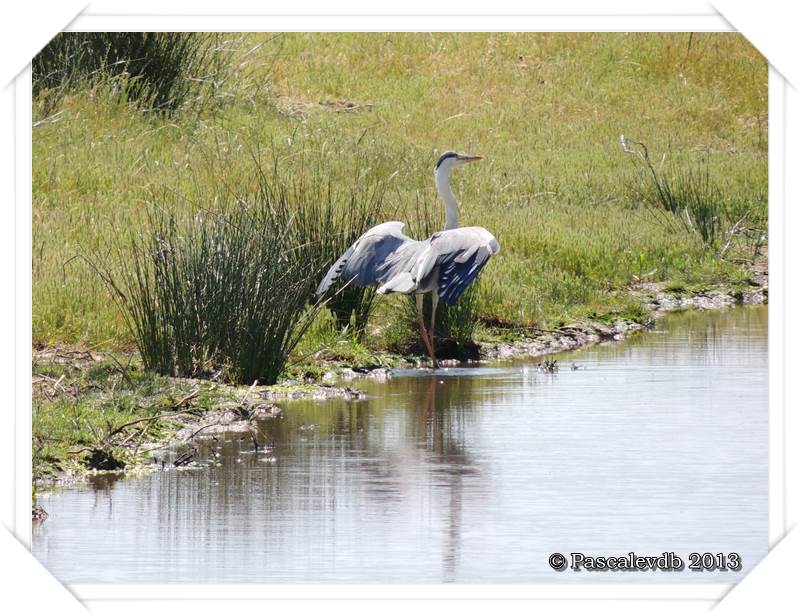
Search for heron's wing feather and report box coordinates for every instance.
[316,221,416,295]
[437,244,493,305]
[413,227,500,305]
[376,237,426,281]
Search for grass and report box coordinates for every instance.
[80,135,394,385]
[32,33,767,380]
[32,354,209,480]
[33,33,767,355]
[33,32,227,116]
[620,134,766,250]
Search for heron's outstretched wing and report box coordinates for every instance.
[316,221,418,295]
[412,226,500,305]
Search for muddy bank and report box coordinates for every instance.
[322,268,767,377]
[31,365,369,497]
[478,280,767,363]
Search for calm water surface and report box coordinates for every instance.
[33,306,768,584]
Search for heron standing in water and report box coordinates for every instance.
[316,151,500,368]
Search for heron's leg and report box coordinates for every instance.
[416,293,436,368]
[429,292,439,368]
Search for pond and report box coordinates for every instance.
[33,306,768,584]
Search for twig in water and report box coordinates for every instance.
[109,409,196,442]
[239,380,258,406]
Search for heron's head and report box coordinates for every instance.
[434,150,483,173]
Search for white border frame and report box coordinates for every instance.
[10,8,786,610]
[768,68,785,550]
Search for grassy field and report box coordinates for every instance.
[33,33,767,349]
[31,32,767,483]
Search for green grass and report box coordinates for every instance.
[32,355,207,480]
[33,32,767,354]
[33,32,227,115]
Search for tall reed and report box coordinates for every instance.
[89,139,392,383]
[95,199,320,384]
[620,135,725,247]
[33,32,226,114]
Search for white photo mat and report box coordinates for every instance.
[3,2,796,612]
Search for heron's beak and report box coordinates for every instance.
[458,155,483,163]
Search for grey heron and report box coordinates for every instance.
[316,151,500,368]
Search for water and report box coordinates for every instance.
[33,306,768,584]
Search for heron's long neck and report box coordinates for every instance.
[435,166,459,230]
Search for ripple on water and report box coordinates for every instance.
[32,306,768,584]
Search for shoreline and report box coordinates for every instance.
[32,265,768,497]
[478,279,767,363]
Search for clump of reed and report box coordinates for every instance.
[87,139,391,384]
[33,32,226,115]
[91,198,318,385]
[620,135,766,257]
